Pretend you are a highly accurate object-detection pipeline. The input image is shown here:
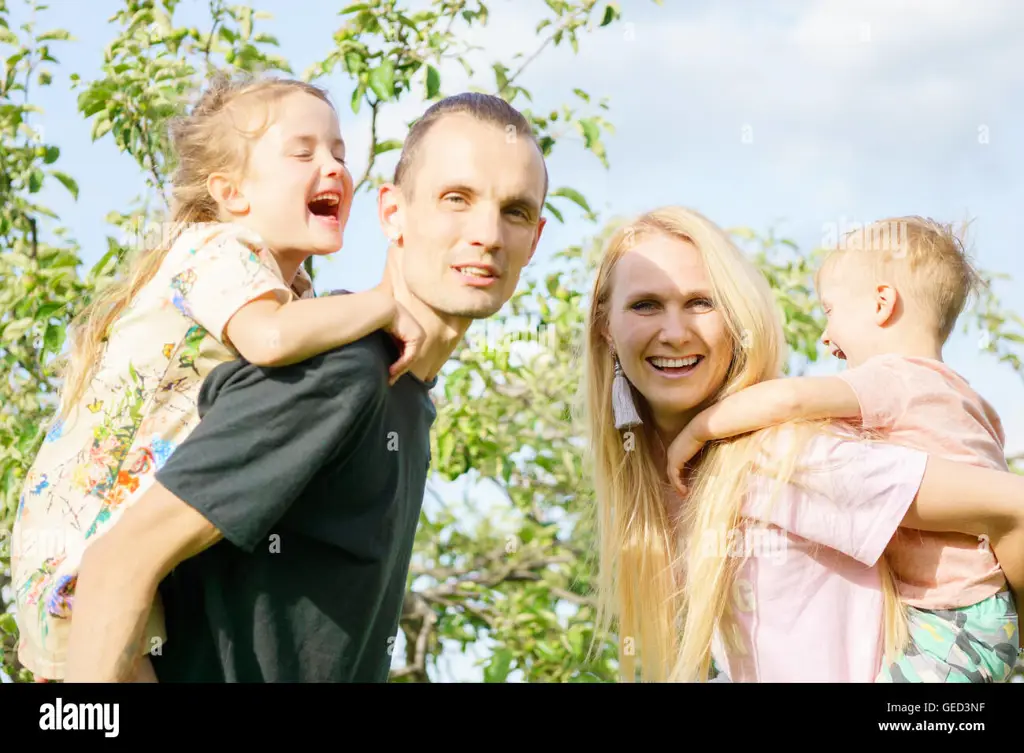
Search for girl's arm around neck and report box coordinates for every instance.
[223,287,396,367]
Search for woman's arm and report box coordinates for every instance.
[903,456,1024,612]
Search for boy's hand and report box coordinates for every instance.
[385,301,426,386]
[667,426,705,497]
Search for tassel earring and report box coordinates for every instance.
[612,356,642,429]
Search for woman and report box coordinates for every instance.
[578,205,1023,682]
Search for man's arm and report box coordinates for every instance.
[64,340,390,682]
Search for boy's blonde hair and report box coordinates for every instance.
[55,73,332,424]
[817,216,983,343]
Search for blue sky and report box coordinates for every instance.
[5,0,1023,681]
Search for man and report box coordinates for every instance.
[62,91,549,682]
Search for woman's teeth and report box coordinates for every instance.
[649,356,700,369]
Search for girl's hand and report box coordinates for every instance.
[386,301,425,386]
[667,427,705,497]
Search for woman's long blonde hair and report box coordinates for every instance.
[55,74,332,423]
[579,206,907,682]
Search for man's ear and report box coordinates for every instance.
[378,183,404,245]
[875,283,898,326]
[207,172,249,216]
[525,216,547,265]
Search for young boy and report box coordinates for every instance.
[668,215,1022,682]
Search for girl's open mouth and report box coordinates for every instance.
[647,355,703,377]
[308,192,341,226]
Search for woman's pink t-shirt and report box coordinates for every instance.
[710,430,928,683]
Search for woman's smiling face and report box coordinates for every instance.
[604,232,734,430]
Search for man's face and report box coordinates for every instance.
[391,113,547,320]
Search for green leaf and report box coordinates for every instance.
[17,424,41,455]
[373,139,403,155]
[483,648,513,682]
[340,3,369,12]
[426,64,440,99]
[367,59,395,101]
[36,29,72,42]
[0,27,17,44]
[577,117,600,148]
[28,168,44,193]
[91,116,113,141]
[600,4,617,26]
[47,250,80,268]
[544,201,564,223]
[50,171,78,200]
[43,145,59,164]
[90,242,121,278]
[3,317,34,342]
[77,87,109,117]
[343,51,365,74]
[0,612,17,635]
[550,187,592,215]
[44,323,65,354]
[36,302,63,319]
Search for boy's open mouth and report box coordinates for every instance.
[647,355,703,376]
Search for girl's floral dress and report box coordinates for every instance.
[10,222,313,679]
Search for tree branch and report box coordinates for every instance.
[499,8,586,96]
[354,99,381,194]
[392,591,435,682]
[417,551,574,600]
[204,0,223,69]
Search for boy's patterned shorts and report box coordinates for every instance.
[877,589,1021,683]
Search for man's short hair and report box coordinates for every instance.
[393,92,549,202]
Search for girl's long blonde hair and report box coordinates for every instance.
[55,74,332,423]
[580,206,907,682]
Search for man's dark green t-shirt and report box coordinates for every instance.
[148,323,437,683]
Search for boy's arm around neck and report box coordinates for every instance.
[689,376,863,445]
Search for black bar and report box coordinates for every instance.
[5,681,1015,744]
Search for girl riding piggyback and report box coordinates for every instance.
[11,74,422,683]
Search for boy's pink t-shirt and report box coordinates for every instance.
[710,431,928,682]
[836,354,1007,608]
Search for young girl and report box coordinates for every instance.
[666,216,1022,682]
[10,74,422,682]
